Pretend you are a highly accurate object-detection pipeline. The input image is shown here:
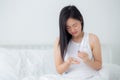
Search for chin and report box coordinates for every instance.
[72,34,79,38]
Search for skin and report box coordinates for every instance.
[54,18,102,74]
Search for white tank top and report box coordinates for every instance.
[63,32,98,79]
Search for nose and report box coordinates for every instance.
[70,27,75,33]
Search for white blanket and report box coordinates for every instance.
[22,63,120,80]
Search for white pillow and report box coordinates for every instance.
[103,63,120,80]
[25,49,57,77]
[0,48,21,80]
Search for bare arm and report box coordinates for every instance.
[54,38,70,74]
[78,33,102,70]
[54,38,80,74]
[87,33,102,70]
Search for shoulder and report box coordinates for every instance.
[88,33,100,47]
[88,33,100,42]
[54,37,60,50]
[54,37,62,57]
[54,37,59,46]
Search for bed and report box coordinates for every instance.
[0,44,120,80]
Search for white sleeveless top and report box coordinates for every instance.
[39,32,108,80]
[63,32,98,79]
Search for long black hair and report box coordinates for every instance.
[59,5,84,60]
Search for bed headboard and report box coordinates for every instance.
[101,44,112,64]
[0,44,119,65]
[0,44,53,49]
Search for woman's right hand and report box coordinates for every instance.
[66,57,80,65]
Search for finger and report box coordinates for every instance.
[72,60,80,64]
[78,52,83,57]
[71,58,80,64]
[78,53,84,57]
[78,50,80,53]
[75,61,80,64]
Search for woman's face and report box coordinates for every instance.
[66,18,82,37]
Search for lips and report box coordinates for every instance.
[72,31,78,35]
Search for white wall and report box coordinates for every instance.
[0,0,120,64]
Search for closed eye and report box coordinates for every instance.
[66,26,70,30]
[73,23,77,27]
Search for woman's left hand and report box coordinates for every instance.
[78,51,90,63]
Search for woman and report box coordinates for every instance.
[40,5,108,80]
[54,5,109,80]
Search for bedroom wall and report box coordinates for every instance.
[0,0,120,64]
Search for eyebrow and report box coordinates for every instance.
[71,22,77,27]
